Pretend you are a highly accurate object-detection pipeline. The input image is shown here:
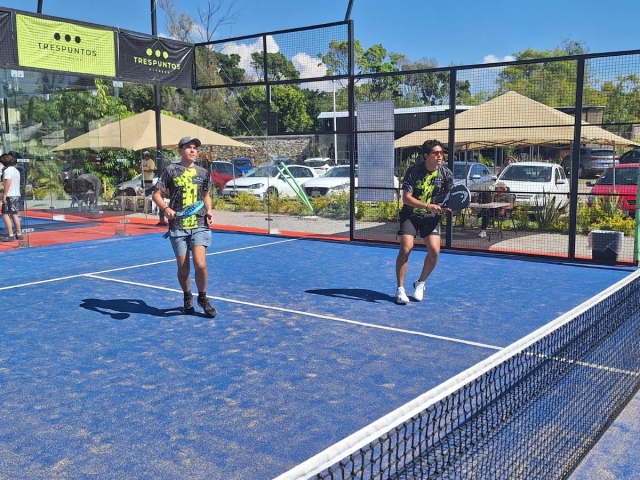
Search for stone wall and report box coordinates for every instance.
[210,135,334,165]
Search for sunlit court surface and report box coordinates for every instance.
[0,231,637,479]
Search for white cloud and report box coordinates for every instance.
[483,54,516,64]
[216,35,280,80]
[292,53,334,91]
[208,37,336,91]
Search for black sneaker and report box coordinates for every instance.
[1,235,15,242]
[183,293,195,314]
[198,296,217,318]
[156,221,168,227]
[16,234,24,240]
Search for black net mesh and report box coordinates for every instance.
[279,271,640,480]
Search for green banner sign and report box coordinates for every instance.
[16,14,115,77]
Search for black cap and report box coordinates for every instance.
[178,136,201,148]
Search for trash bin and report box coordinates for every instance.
[588,230,624,265]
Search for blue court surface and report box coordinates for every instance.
[0,216,98,234]
[0,232,635,479]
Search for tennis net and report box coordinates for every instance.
[276,269,640,480]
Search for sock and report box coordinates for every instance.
[198,291,207,300]
[184,290,192,299]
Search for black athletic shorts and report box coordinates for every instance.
[398,214,441,238]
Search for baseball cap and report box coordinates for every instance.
[178,136,201,148]
[143,150,150,156]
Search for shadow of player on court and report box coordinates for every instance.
[305,288,396,303]
[80,298,192,320]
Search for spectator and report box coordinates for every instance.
[498,156,517,176]
[477,182,514,238]
[76,173,102,210]
[1,153,24,241]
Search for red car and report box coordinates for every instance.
[586,163,638,215]
[209,161,244,195]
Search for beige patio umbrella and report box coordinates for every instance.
[53,110,252,151]
[395,91,638,150]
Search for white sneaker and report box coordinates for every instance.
[396,287,410,304]
[413,280,425,302]
[478,230,487,238]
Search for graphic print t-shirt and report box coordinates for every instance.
[156,163,210,230]
[399,162,453,218]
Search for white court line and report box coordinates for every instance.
[85,273,503,351]
[0,238,298,291]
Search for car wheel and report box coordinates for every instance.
[266,187,278,198]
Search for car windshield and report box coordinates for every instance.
[590,150,615,157]
[305,160,330,167]
[246,166,278,178]
[324,166,350,177]
[597,167,638,185]
[453,164,470,180]
[501,165,552,182]
[233,158,252,167]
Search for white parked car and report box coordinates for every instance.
[304,165,401,199]
[303,165,353,197]
[495,161,569,209]
[114,173,157,194]
[303,157,336,176]
[222,164,318,199]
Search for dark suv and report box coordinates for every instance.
[619,147,640,164]
[562,147,619,178]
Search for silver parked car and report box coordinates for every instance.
[561,147,619,178]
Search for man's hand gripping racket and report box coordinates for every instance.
[162,200,212,238]
[173,200,205,218]
[439,184,471,211]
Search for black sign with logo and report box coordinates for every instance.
[118,32,193,88]
[0,10,17,66]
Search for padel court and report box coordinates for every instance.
[0,231,637,479]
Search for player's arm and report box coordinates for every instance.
[2,175,11,203]
[202,177,214,225]
[401,189,442,214]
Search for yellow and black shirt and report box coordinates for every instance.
[399,162,454,219]
[156,163,210,230]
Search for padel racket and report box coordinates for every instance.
[174,200,205,218]
[440,184,471,210]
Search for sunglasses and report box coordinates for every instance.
[430,150,445,157]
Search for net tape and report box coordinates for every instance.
[277,269,640,480]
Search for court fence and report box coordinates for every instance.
[0,10,638,264]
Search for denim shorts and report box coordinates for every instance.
[168,226,212,257]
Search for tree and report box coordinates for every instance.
[599,74,640,137]
[319,41,403,102]
[250,52,300,81]
[157,0,239,43]
[270,85,313,132]
[495,40,590,106]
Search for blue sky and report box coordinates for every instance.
[2,0,639,66]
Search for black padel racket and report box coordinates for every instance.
[440,184,471,210]
[175,200,205,218]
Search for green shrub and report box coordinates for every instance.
[232,193,263,211]
[532,194,564,231]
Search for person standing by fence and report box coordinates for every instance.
[1,153,24,242]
